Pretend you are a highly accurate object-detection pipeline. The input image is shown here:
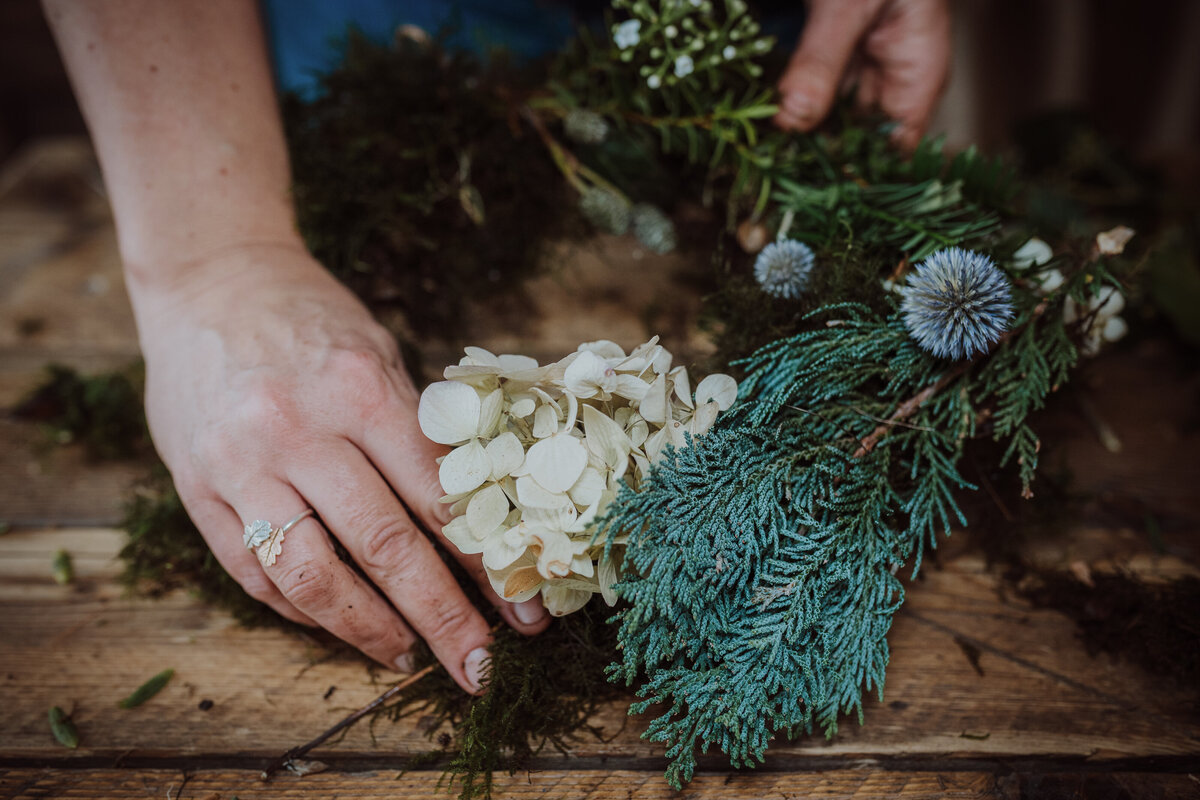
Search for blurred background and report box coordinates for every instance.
[4,0,1199,173]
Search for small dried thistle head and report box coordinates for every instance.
[900,247,1014,360]
[754,239,815,299]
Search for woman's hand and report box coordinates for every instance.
[136,243,549,692]
[775,0,951,149]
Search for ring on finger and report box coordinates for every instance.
[243,508,315,567]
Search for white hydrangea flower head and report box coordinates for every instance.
[418,339,738,617]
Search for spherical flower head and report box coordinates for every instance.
[754,239,815,299]
[900,247,1014,360]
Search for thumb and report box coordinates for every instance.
[776,0,886,131]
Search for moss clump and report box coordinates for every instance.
[283,32,570,342]
[1019,570,1200,694]
[12,363,148,460]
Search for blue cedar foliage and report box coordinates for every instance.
[600,301,1077,787]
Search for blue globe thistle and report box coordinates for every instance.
[754,239,815,299]
[900,247,1014,360]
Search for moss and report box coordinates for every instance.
[12,363,148,460]
[283,32,571,342]
[1019,570,1200,695]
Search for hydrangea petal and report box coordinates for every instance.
[482,531,529,571]
[418,381,482,445]
[532,403,559,438]
[486,432,524,480]
[583,404,632,469]
[564,350,616,398]
[598,553,619,606]
[442,516,485,555]
[526,433,588,493]
[614,374,651,401]
[497,354,539,372]
[466,483,509,538]
[569,466,607,507]
[438,439,490,495]
[578,339,626,359]
[670,367,693,409]
[516,475,572,510]
[689,400,720,436]
[462,346,500,366]
[477,388,504,438]
[542,583,593,616]
[639,373,670,424]
[509,395,536,418]
[695,373,738,411]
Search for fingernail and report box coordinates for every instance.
[463,647,489,693]
[514,598,546,626]
[783,92,813,121]
[394,652,415,673]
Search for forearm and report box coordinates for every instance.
[41,0,301,303]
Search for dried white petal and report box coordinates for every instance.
[639,373,670,424]
[466,483,509,538]
[598,553,619,606]
[695,373,738,411]
[532,403,560,438]
[509,394,536,418]
[568,466,607,507]
[486,432,524,480]
[670,366,693,409]
[418,381,482,445]
[497,353,539,372]
[477,388,504,438]
[516,475,572,510]
[564,350,618,398]
[577,339,626,359]
[526,433,588,493]
[689,400,720,436]
[541,583,593,616]
[438,439,491,495]
[1012,237,1053,271]
[442,515,485,555]
[583,404,632,469]
[462,346,501,366]
[614,374,651,401]
[1096,225,1135,255]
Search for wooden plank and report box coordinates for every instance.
[1,768,1198,800]
[1,529,1196,772]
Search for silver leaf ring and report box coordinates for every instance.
[242,508,315,567]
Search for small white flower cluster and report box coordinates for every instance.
[611,0,773,90]
[1011,236,1129,356]
[417,339,738,617]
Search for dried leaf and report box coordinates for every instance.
[48,706,79,749]
[118,668,175,708]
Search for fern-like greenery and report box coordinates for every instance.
[600,268,1098,784]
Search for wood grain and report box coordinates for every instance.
[1,528,1196,774]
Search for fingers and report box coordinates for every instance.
[179,491,316,626]
[868,0,952,150]
[232,483,422,672]
[289,442,544,693]
[776,0,886,131]
[349,375,551,635]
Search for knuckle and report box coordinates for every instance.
[358,517,420,574]
[421,599,477,644]
[236,380,295,439]
[275,562,337,609]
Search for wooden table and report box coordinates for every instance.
[2,140,1198,799]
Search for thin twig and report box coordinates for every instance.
[261,664,438,780]
[853,368,964,457]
